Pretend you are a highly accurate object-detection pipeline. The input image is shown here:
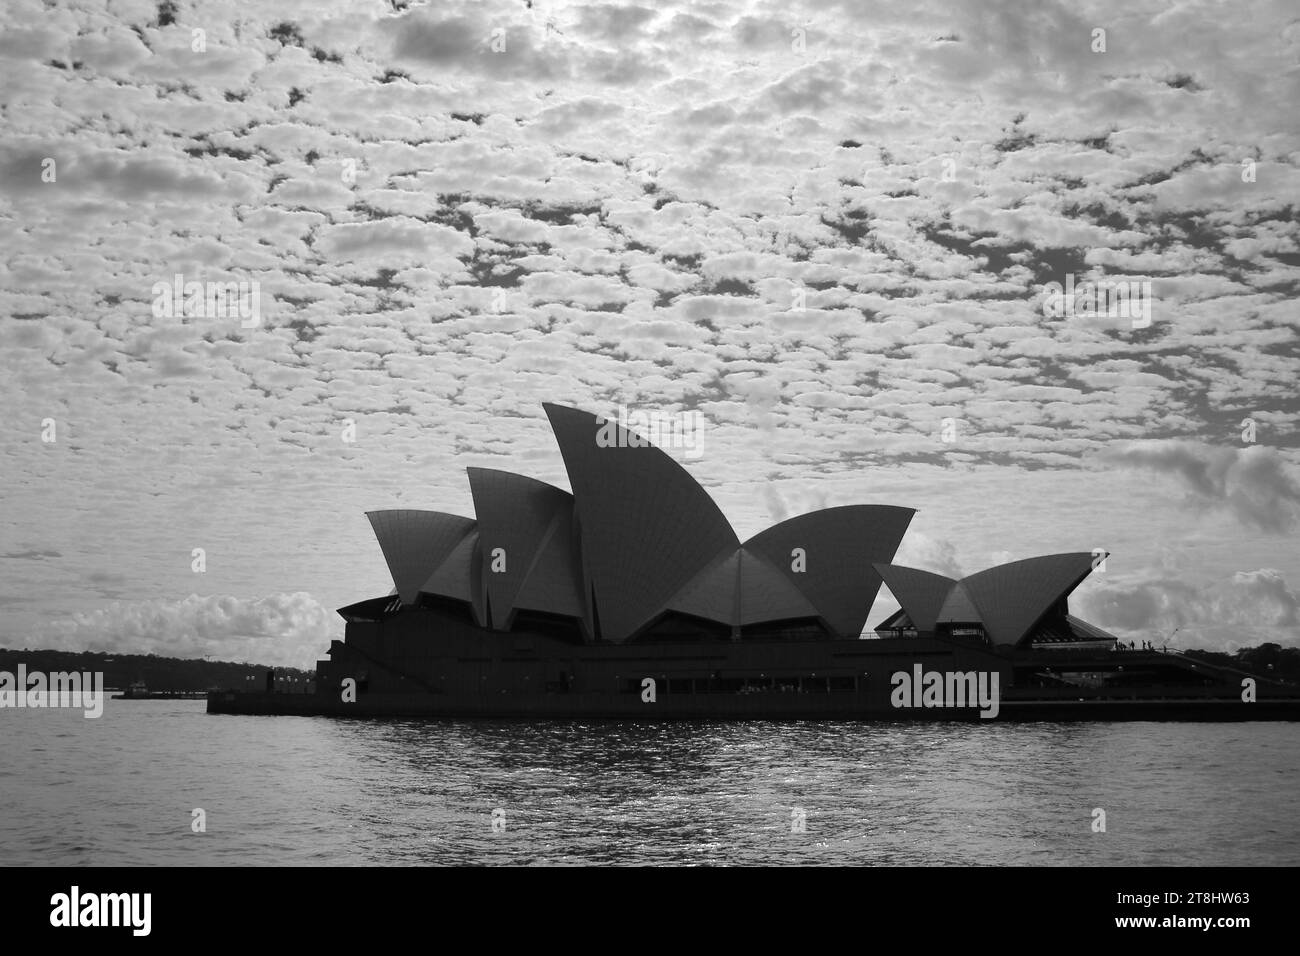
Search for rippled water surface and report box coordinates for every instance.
[1,699,1297,865]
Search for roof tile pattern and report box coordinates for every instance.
[359,407,1104,648]
[421,527,485,625]
[544,403,740,642]
[873,564,957,632]
[962,552,1100,646]
[467,467,583,628]
[744,505,915,638]
[366,510,475,605]
[877,552,1102,646]
[664,547,822,627]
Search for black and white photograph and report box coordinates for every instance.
[1,0,1296,924]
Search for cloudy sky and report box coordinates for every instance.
[2,0,1298,666]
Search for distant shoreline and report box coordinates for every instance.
[0,648,313,695]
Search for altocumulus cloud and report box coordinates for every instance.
[1100,441,1300,532]
[33,593,343,668]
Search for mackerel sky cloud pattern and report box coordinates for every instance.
[1,0,1297,662]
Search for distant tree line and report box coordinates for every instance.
[1183,643,1300,681]
[1,642,1295,689]
[0,648,314,691]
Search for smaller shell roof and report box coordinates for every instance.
[873,563,957,633]
[366,510,475,605]
[876,552,1104,646]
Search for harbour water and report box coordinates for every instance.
[1,699,1296,866]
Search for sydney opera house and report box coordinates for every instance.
[210,403,1295,720]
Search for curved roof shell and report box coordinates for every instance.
[962,552,1100,646]
[467,467,584,627]
[358,407,1105,649]
[737,549,824,625]
[874,564,957,632]
[544,403,740,642]
[877,552,1102,646]
[366,510,475,605]
[664,547,821,627]
[664,548,742,625]
[420,526,486,625]
[744,505,915,638]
